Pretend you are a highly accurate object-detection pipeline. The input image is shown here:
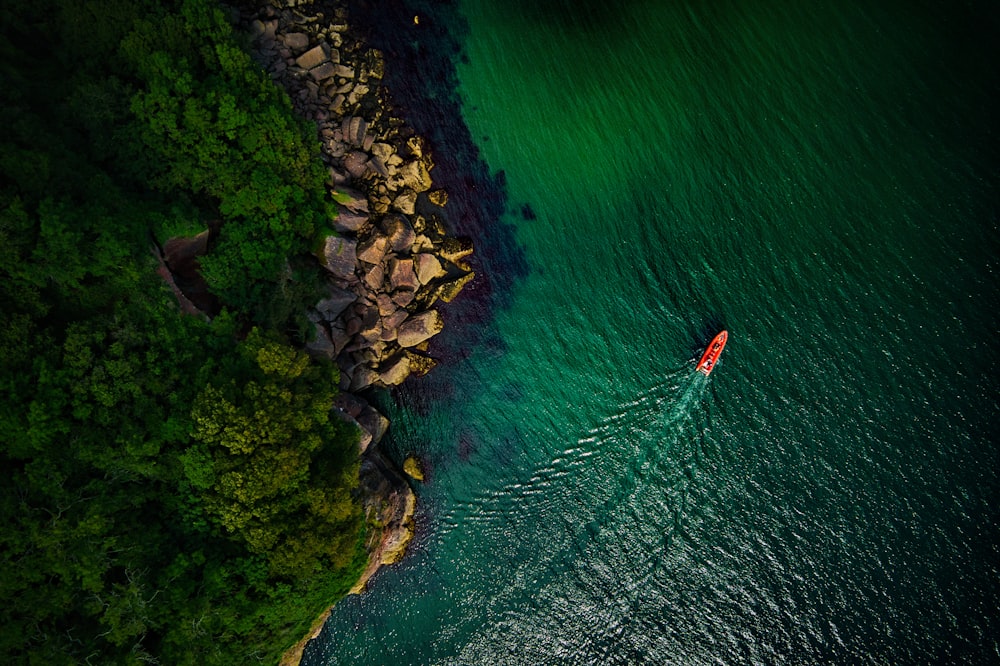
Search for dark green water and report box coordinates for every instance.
[306,1,998,663]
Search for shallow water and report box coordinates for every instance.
[306,1,999,663]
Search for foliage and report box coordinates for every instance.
[0,0,364,663]
[122,0,334,309]
[189,329,361,579]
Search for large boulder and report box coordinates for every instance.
[391,289,415,308]
[333,392,368,418]
[391,190,417,215]
[349,366,379,393]
[397,310,444,348]
[376,293,397,317]
[396,160,432,193]
[381,215,415,253]
[321,236,357,279]
[414,253,446,285]
[381,309,409,341]
[305,322,337,359]
[333,207,368,232]
[344,151,370,178]
[364,263,385,291]
[370,142,394,163]
[315,287,357,321]
[389,258,419,292]
[357,235,389,265]
[378,355,411,386]
[310,62,337,81]
[281,32,310,51]
[357,406,390,446]
[296,44,329,70]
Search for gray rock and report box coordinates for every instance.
[378,355,411,386]
[347,117,362,146]
[310,62,337,81]
[321,236,357,279]
[328,167,350,186]
[391,290,415,308]
[414,253,446,285]
[368,156,390,179]
[333,207,369,232]
[333,392,368,418]
[371,142,393,162]
[382,308,409,333]
[329,322,351,356]
[397,310,444,348]
[358,316,383,343]
[282,32,310,50]
[397,160,433,193]
[315,287,357,321]
[357,236,389,265]
[389,258,419,292]
[305,322,336,359]
[249,20,266,41]
[381,215,416,253]
[357,406,390,446]
[376,293,397,317]
[344,151,370,178]
[349,366,379,394]
[392,190,417,215]
[364,263,385,291]
[412,234,435,253]
[296,44,329,70]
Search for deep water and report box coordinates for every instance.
[306,1,999,663]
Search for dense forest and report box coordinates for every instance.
[0,0,367,662]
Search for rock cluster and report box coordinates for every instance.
[244,3,474,398]
[241,7,460,637]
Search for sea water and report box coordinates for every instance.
[305,1,998,662]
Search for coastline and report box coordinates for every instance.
[233,2,472,662]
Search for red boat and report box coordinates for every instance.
[696,330,728,376]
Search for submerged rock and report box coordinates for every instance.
[403,456,424,482]
[435,271,475,303]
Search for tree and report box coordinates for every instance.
[189,329,362,579]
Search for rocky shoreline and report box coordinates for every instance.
[235,2,471,662]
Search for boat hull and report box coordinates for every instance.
[696,330,728,376]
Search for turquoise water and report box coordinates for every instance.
[306,1,998,663]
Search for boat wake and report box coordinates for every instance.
[447,365,719,663]
[436,364,715,542]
